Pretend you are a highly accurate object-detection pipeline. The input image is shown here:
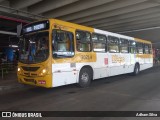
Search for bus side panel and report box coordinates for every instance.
[123,53,134,74]
[52,62,95,87]
[108,53,124,76]
[137,55,145,70]
[140,63,153,71]
[93,53,109,79]
[136,54,153,71]
[52,63,78,87]
[145,55,153,69]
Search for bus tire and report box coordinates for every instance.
[78,67,92,88]
[133,63,140,76]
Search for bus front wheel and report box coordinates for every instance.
[78,67,92,88]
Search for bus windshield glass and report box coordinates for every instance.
[19,31,49,64]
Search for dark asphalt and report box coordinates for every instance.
[0,65,160,120]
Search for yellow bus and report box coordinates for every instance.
[17,19,153,88]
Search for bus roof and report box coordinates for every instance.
[50,19,152,44]
[50,19,94,32]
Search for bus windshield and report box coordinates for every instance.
[19,31,49,64]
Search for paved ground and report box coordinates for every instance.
[0,65,160,120]
[0,70,24,92]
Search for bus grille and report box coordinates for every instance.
[22,66,40,71]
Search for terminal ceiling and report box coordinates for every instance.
[0,0,160,48]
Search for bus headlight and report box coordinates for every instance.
[17,67,22,74]
[42,69,47,74]
[18,67,21,72]
[39,68,48,76]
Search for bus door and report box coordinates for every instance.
[119,38,130,74]
[108,36,123,76]
[129,41,137,72]
[52,28,77,87]
[92,33,109,79]
[122,53,130,73]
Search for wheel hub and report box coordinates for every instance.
[81,72,89,83]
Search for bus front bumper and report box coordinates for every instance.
[17,74,52,88]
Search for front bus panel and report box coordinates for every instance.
[17,20,52,88]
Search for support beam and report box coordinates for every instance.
[58,0,148,22]
[0,30,17,35]
[0,0,6,3]
[0,0,9,6]
[44,0,114,18]
[94,13,160,28]
[10,0,42,9]
[69,1,159,24]
[83,6,160,26]
[0,15,29,24]
[29,0,79,15]
[0,5,46,20]
[152,0,160,4]
[99,17,160,30]
[122,28,160,44]
[106,20,160,33]
[118,26,160,34]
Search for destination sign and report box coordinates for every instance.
[23,20,49,33]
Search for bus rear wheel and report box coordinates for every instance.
[133,64,140,76]
[78,68,92,88]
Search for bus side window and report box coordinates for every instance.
[137,42,143,54]
[76,30,91,52]
[149,44,152,54]
[108,36,119,53]
[92,33,107,52]
[129,41,136,54]
[144,44,149,54]
[119,38,129,53]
